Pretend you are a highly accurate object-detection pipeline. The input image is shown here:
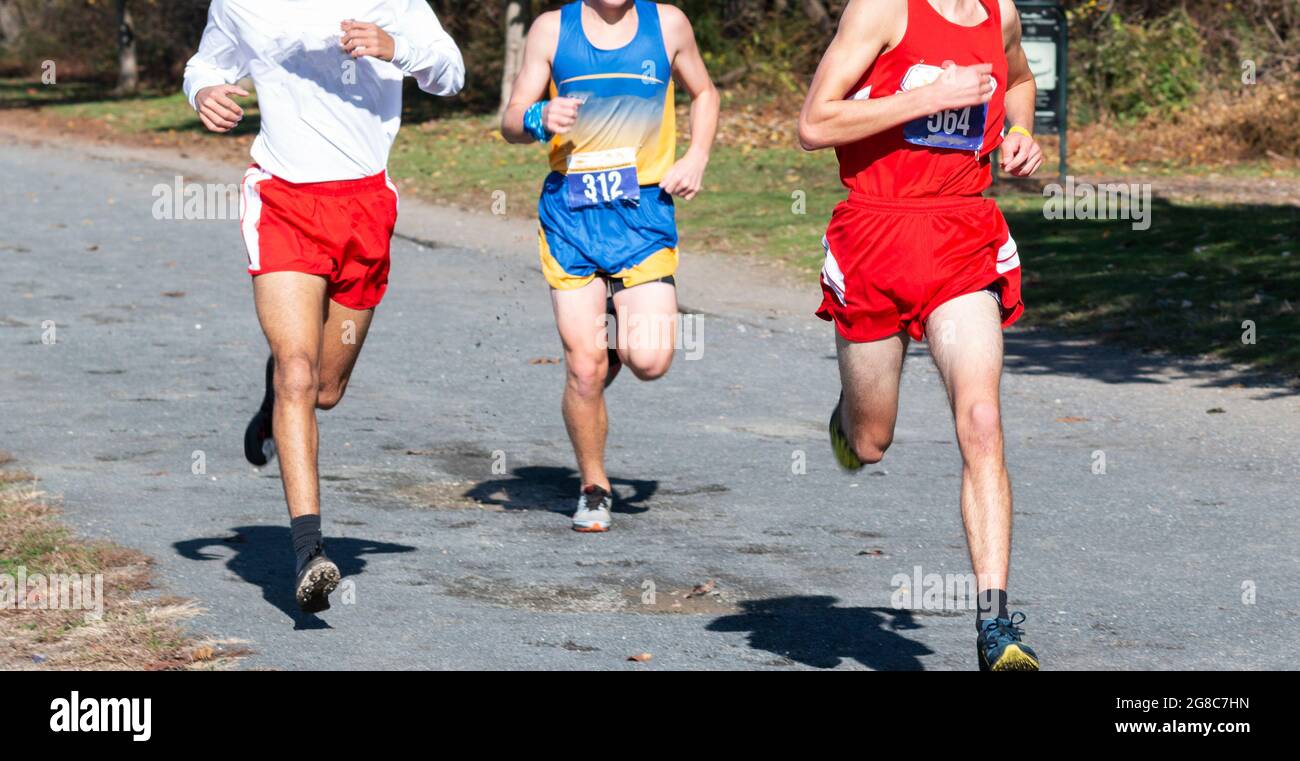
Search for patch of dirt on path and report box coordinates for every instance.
[444,573,744,615]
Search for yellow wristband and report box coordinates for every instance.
[1007,125,1033,139]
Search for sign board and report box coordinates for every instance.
[1015,1,1068,175]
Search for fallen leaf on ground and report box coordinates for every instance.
[528,357,561,365]
[686,580,715,598]
[627,652,653,663]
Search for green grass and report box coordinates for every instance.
[391,116,844,269]
[0,79,103,106]
[0,524,70,576]
[0,481,99,577]
[4,79,1297,380]
[1001,195,1299,377]
[60,90,251,135]
[0,79,264,136]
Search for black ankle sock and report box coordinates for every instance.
[977,589,1009,627]
[291,514,322,573]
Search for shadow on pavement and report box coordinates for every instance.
[1004,330,1297,398]
[1000,197,1298,396]
[174,526,414,630]
[707,596,934,670]
[462,465,658,515]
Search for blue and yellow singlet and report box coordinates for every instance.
[537,0,679,290]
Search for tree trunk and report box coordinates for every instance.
[0,0,24,47]
[498,0,527,117]
[802,0,834,35]
[115,0,139,94]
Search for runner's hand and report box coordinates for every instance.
[195,84,250,133]
[341,20,395,61]
[544,98,583,135]
[1000,130,1043,177]
[928,62,994,112]
[660,154,706,201]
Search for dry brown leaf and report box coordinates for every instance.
[686,579,716,598]
[627,652,653,663]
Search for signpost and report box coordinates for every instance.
[1015,1,1069,178]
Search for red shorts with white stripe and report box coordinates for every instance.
[240,165,399,311]
[816,194,1023,343]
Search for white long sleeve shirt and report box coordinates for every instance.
[183,0,464,183]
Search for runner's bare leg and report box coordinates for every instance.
[925,290,1012,592]
[836,331,909,463]
[552,279,613,491]
[611,281,676,380]
[317,299,375,410]
[254,272,327,519]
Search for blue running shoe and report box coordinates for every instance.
[977,612,1040,671]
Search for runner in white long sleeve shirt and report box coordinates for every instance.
[181,0,463,614]
[184,0,463,181]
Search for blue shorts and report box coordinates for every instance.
[537,171,678,290]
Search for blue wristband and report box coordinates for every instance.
[524,100,552,143]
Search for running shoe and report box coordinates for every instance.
[294,542,341,613]
[572,484,613,533]
[977,612,1040,671]
[244,355,275,466]
[828,393,865,472]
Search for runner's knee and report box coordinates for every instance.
[852,428,893,464]
[274,354,318,405]
[956,400,1002,458]
[624,350,672,381]
[566,354,607,398]
[315,380,345,411]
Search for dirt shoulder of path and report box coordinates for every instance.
[0,456,248,670]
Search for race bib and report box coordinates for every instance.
[899,64,993,153]
[565,147,640,209]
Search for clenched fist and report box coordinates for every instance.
[1000,130,1044,177]
[544,97,583,136]
[340,20,395,61]
[194,84,250,133]
[927,62,995,113]
[659,153,707,201]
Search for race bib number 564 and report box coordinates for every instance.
[565,147,641,209]
[899,63,994,153]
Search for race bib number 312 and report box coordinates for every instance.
[898,63,993,153]
[565,147,640,209]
